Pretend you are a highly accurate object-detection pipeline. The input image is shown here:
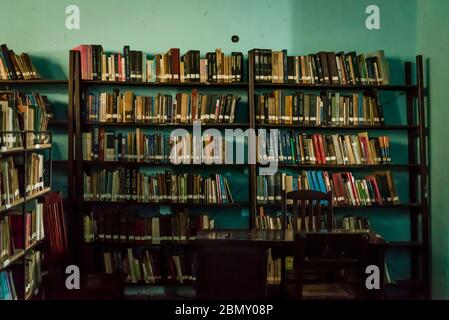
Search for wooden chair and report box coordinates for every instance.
[294,232,370,299]
[283,190,334,231]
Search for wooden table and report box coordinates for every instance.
[196,229,388,299]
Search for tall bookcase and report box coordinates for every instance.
[0,90,54,300]
[68,50,429,299]
[69,50,251,293]
[247,51,430,299]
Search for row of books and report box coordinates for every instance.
[341,216,370,231]
[256,91,384,126]
[256,208,329,231]
[83,210,213,243]
[1,156,46,207]
[0,270,17,300]
[252,49,390,85]
[257,171,399,206]
[1,91,53,150]
[259,131,392,165]
[83,170,234,204]
[103,249,196,284]
[0,203,45,263]
[82,129,234,164]
[83,91,241,124]
[0,45,40,80]
[74,45,244,83]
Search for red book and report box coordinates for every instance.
[134,218,145,244]
[331,173,347,205]
[170,48,180,83]
[367,176,383,205]
[317,134,326,165]
[99,128,105,161]
[8,214,24,250]
[312,135,321,164]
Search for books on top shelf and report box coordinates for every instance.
[83,210,213,243]
[73,45,244,83]
[83,170,234,204]
[257,170,399,207]
[0,270,18,300]
[83,90,241,124]
[251,49,390,85]
[0,44,41,80]
[256,91,383,126]
[0,157,21,207]
[258,131,391,165]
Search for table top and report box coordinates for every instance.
[196,229,387,247]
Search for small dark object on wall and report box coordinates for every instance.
[231,35,239,43]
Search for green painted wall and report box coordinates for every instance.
[417,0,449,299]
[4,0,448,297]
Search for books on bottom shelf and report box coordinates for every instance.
[84,210,214,244]
[103,248,196,285]
[267,248,281,285]
[25,250,42,298]
[0,270,18,300]
[257,171,399,207]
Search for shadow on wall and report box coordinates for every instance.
[33,56,66,79]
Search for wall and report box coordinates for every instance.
[5,0,444,293]
[417,0,449,299]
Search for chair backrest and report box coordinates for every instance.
[283,190,334,231]
[294,232,370,299]
[43,192,69,264]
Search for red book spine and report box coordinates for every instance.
[317,134,326,165]
[170,48,180,83]
[312,135,321,164]
[99,128,105,161]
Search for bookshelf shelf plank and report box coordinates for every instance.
[258,163,420,170]
[82,122,250,128]
[255,124,419,131]
[84,201,248,208]
[259,203,421,209]
[254,82,417,92]
[82,160,248,168]
[25,188,51,202]
[0,79,68,85]
[0,250,25,272]
[81,80,248,88]
[0,198,25,214]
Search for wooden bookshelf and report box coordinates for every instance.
[69,49,430,300]
[0,125,53,299]
[247,51,430,299]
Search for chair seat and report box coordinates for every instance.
[302,282,356,299]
